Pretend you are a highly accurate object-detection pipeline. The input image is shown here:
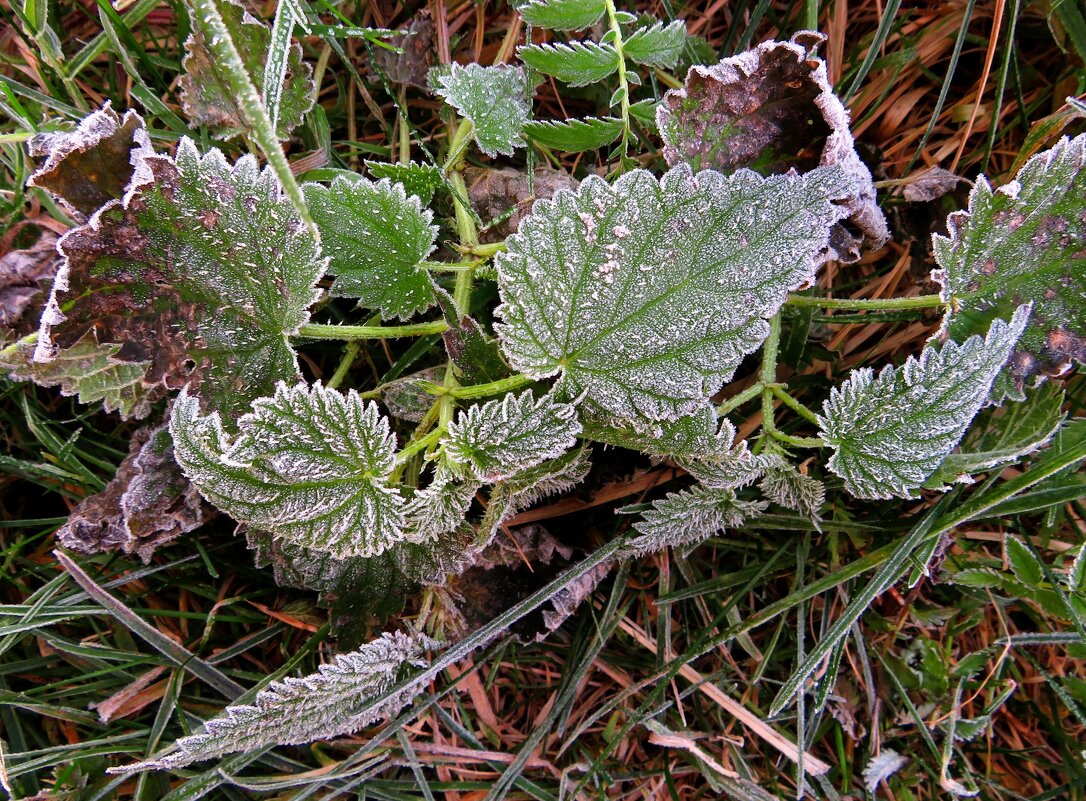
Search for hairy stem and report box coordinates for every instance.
[298,321,449,340]
[785,293,946,311]
[449,373,534,400]
[603,0,632,163]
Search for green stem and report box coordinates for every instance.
[395,428,443,464]
[185,0,314,233]
[785,293,946,311]
[298,321,448,340]
[769,432,825,449]
[603,0,632,162]
[771,386,820,426]
[717,382,764,416]
[449,373,534,400]
[325,341,360,390]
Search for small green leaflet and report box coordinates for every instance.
[170,383,408,559]
[758,460,825,518]
[304,176,438,320]
[495,164,858,424]
[435,64,530,158]
[622,20,687,68]
[819,305,1030,500]
[403,465,481,543]
[180,0,314,139]
[933,134,1086,393]
[518,0,606,30]
[626,485,767,557]
[522,118,622,152]
[364,160,446,204]
[133,630,437,769]
[1005,535,1045,587]
[518,41,621,87]
[34,137,324,419]
[445,391,581,481]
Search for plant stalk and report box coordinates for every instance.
[785,293,946,311]
[298,321,449,340]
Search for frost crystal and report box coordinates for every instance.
[304,176,438,320]
[819,306,1030,500]
[403,465,482,544]
[758,460,825,518]
[435,64,530,157]
[170,383,408,559]
[627,484,767,558]
[445,390,582,481]
[495,164,858,425]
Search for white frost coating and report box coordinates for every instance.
[445,390,581,481]
[627,484,767,558]
[863,750,908,793]
[758,460,825,518]
[128,630,437,770]
[517,41,621,87]
[505,445,592,511]
[170,383,408,558]
[496,164,857,426]
[435,64,530,157]
[819,305,1031,500]
[402,465,481,544]
[303,176,438,319]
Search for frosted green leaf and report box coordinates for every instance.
[135,630,438,769]
[622,20,687,68]
[34,138,324,418]
[304,176,438,320]
[518,0,606,30]
[518,41,620,87]
[1005,535,1044,587]
[403,465,481,544]
[503,445,592,510]
[445,391,581,481]
[932,134,1086,394]
[435,64,530,158]
[758,461,825,518]
[170,383,407,559]
[626,484,767,558]
[364,160,445,204]
[819,306,1030,500]
[379,366,444,422]
[180,0,314,139]
[495,163,857,424]
[522,117,623,151]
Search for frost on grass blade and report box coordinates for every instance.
[304,176,438,320]
[134,630,438,769]
[435,64,530,157]
[364,160,445,204]
[622,20,688,69]
[819,306,1030,500]
[517,41,621,87]
[518,0,606,30]
[180,0,314,139]
[657,32,888,256]
[170,384,407,559]
[27,103,153,217]
[522,117,623,152]
[932,134,1086,397]
[495,164,857,425]
[626,484,767,558]
[445,391,582,481]
[33,138,324,419]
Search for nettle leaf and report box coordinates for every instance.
[180,0,314,139]
[657,32,888,255]
[518,0,606,30]
[364,160,446,204]
[522,117,623,152]
[435,293,513,384]
[758,460,825,518]
[502,444,592,510]
[138,630,438,769]
[403,466,481,544]
[379,366,444,423]
[932,134,1086,394]
[623,20,688,69]
[495,164,857,425]
[34,138,324,418]
[626,485,767,558]
[170,383,407,559]
[445,391,581,481]
[518,41,621,87]
[304,176,438,320]
[819,306,1030,500]
[27,102,153,217]
[435,64,530,158]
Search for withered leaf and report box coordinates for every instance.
[0,224,58,345]
[657,32,889,257]
[464,166,577,243]
[372,12,434,89]
[34,137,325,419]
[27,103,153,217]
[57,422,210,563]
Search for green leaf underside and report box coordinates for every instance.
[933,134,1086,389]
[180,0,314,139]
[495,163,857,425]
[522,118,623,151]
[445,390,581,481]
[518,0,606,30]
[35,139,324,418]
[170,383,407,559]
[819,306,1030,500]
[622,20,687,68]
[364,160,446,204]
[136,631,437,769]
[627,484,767,557]
[304,176,438,320]
[435,64,530,158]
[518,41,621,87]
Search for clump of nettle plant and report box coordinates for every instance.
[2,0,1085,775]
